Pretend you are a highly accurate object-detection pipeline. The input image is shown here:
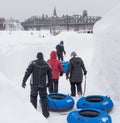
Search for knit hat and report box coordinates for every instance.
[71,51,77,58]
[36,52,44,59]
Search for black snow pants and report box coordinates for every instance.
[49,79,59,93]
[70,82,82,96]
[57,53,63,61]
[30,86,49,118]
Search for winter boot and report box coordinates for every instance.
[30,95,37,109]
[41,97,50,118]
[77,91,82,97]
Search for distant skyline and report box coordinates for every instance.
[0,0,120,21]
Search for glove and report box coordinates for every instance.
[22,82,26,88]
[84,71,87,75]
[60,71,63,76]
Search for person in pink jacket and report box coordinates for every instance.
[47,51,63,93]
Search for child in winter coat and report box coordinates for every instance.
[47,51,63,93]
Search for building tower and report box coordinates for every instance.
[53,7,57,17]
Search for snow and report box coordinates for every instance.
[0,30,93,123]
[0,3,120,122]
[87,3,120,122]
[90,3,120,98]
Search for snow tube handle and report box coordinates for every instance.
[106,95,110,99]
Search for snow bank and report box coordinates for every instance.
[0,72,48,123]
[90,3,120,100]
[86,4,120,123]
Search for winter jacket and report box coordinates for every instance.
[66,57,87,83]
[47,51,63,79]
[56,44,66,55]
[22,59,52,88]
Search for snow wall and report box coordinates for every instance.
[89,3,120,101]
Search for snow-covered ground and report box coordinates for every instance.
[1,3,120,123]
[0,30,93,123]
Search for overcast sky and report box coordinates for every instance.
[0,0,120,21]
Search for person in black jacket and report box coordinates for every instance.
[66,51,87,97]
[56,41,66,61]
[22,52,52,118]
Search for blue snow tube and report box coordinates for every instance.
[76,95,113,113]
[47,93,74,112]
[61,61,69,73]
[67,108,112,123]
